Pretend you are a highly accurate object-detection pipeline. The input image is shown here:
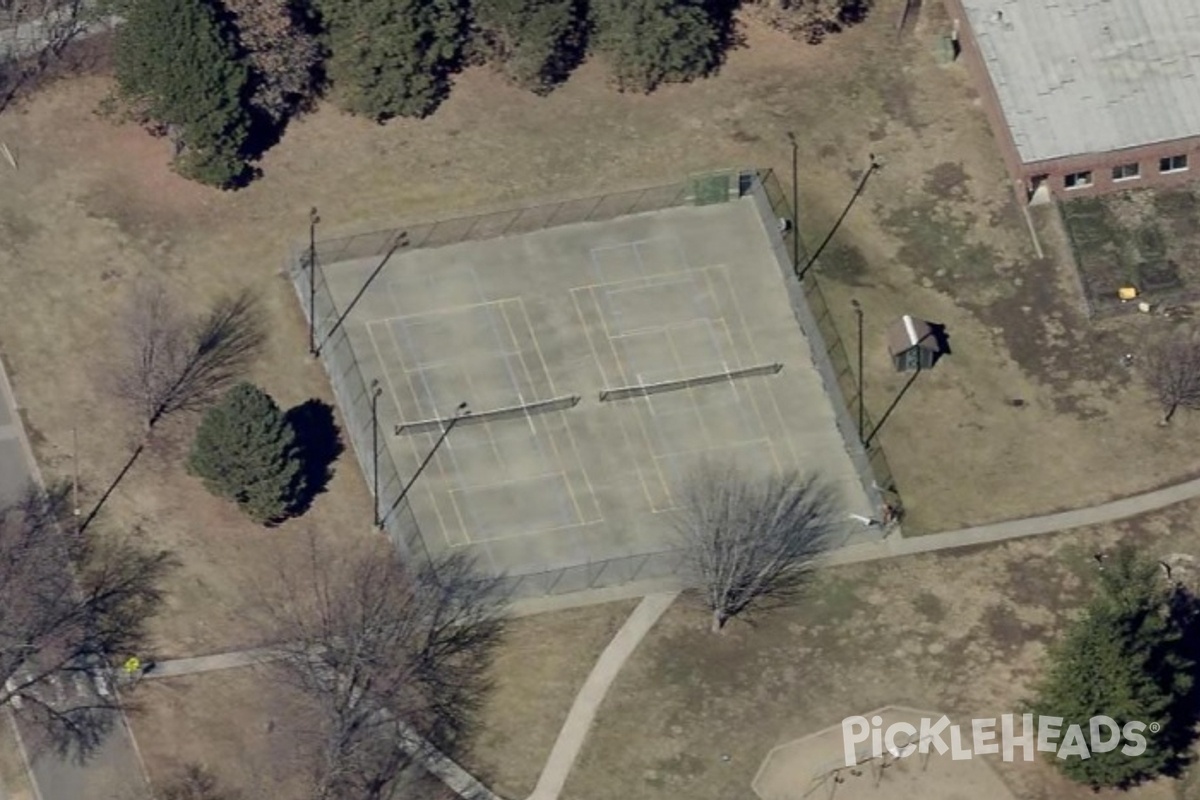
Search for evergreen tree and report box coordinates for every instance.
[472,0,583,93]
[187,383,305,524]
[1029,546,1194,788]
[317,0,467,121]
[114,0,253,188]
[589,0,726,93]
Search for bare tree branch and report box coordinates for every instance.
[673,462,839,632]
[112,284,265,432]
[266,536,506,800]
[0,482,176,760]
[1143,325,1200,425]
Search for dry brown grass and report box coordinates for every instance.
[457,600,638,799]
[567,502,1200,800]
[1,0,1200,792]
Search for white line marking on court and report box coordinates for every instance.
[449,472,587,542]
[713,265,798,469]
[373,297,513,327]
[517,297,559,398]
[585,286,663,511]
[569,288,612,389]
[371,319,461,547]
[571,268,705,295]
[558,411,604,524]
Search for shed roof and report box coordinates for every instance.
[961,0,1200,164]
[886,316,937,357]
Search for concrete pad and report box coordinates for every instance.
[314,197,878,584]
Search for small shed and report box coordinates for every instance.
[886,315,940,372]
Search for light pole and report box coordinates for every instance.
[371,379,383,528]
[387,402,470,523]
[308,207,320,357]
[852,299,864,445]
[786,131,800,277]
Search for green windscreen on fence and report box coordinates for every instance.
[689,173,732,206]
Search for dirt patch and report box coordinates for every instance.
[1061,186,1200,315]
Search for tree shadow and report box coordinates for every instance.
[285,399,344,516]
[1161,585,1200,776]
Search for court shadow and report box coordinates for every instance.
[285,399,344,517]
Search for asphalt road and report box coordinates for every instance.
[0,360,149,800]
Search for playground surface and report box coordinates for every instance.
[752,706,1018,800]
[316,197,877,586]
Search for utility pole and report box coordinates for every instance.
[786,131,800,277]
[387,402,470,522]
[72,426,80,535]
[308,207,320,357]
[371,379,383,529]
[851,299,865,445]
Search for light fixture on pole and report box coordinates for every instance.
[388,402,471,521]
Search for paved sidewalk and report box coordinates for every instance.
[527,592,678,800]
[0,357,150,800]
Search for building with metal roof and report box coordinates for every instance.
[947,0,1200,201]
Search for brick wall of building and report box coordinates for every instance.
[944,0,1200,202]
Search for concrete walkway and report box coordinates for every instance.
[527,592,678,800]
[134,473,1200,800]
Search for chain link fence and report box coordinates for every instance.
[750,169,900,510]
[288,168,895,599]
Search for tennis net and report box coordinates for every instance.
[394,394,581,435]
[598,363,783,403]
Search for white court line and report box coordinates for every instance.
[602,274,694,299]
[606,317,716,342]
[450,471,587,543]
[372,297,514,326]
[649,438,779,512]
[571,268,706,295]
[569,288,613,389]
[588,285,671,512]
[369,319,458,547]
[505,301,589,526]
[712,265,797,469]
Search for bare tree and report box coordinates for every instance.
[267,537,506,800]
[673,463,839,632]
[112,283,265,432]
[0,482,175,759]
[1143,325,1200,425]
[0,0,94,112]
[159,764,242,800]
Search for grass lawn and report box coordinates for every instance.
[127,600,637,800]
[565,501,1200,800]
[2,0,1200,789]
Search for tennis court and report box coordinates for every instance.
[315,195,879,587]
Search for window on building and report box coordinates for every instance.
[1064,171,1093,190]
[1160,155,1189,173]
[1112,163,1140,181]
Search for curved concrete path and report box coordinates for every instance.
[138,474,1200,800]
[526,592,678,800]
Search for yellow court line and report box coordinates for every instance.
[371,319,458,549]
[375,297,516,326]
[505,298,586,522]
[450,471,588,544]
[588,286,666,512]
[569,287,612,388]
[714,265,801,468]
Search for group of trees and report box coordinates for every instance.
[1030,546,1199,788]
[107,0,868,186]
[109,282,338,525]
